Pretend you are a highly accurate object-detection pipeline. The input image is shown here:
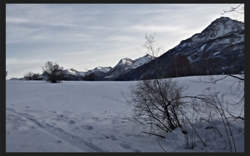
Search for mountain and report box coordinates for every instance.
[60,68,86,80]
[104,54,155,80]
[61,66,112,81]
[133,54,156,69]
[21,17,244,82]
[83,66,112,80]
[116,17,244,80]
[61,54,155,81]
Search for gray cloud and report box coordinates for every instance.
[6,4,244,78]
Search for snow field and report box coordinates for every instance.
[6,75,244,152]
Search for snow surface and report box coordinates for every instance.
[6,75,244,152]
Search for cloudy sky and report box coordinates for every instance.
[6,4,244,79]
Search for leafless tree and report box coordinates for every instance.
[183,93,241,152]
[24,72,34,80]
[131,79,185,135]
[222,4,244,21]
[222,4,244,15]
[130,34,187,139]
[143,33,163,57]
[130,33,244,151]
[42,61,64,83]
[194,74,244,121]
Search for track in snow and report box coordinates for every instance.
[6,108,106,152]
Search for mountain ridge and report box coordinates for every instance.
[116,17,244,80]
[17,17,244,81]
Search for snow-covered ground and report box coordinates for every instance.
[6,75,244,152]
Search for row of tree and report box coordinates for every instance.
[24,61,100,83]
[24,61,65,83]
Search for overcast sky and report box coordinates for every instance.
[6,4,244,79]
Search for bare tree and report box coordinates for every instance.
[24,72,34,80]
[222,4,244,21]
[24,72,42,80]
[181,93,241,152]
[131,79,185,135]
[195,74,244,121]
[130,33,244,151]
[42,61,64,83]
[222,4,244,15]
[143,33,162,57]
[130,34,187,139]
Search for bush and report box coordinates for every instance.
[24,72,33,80]
[24,72,42,80]
[130,34,186,137]
[42,61,64,83]
[131,79,185,135]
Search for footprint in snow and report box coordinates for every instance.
[105,135,117,141]
[120,143,131,149]
[92,117,100,121]
[69,120,75,124]
[110,135,117,141]
[121,120,127,123]
[82,125,94,130]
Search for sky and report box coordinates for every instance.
[6,4,244,79]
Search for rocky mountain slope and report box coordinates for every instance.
[50,54,155,81]
[18,17,244,81]
[116,17,244,80]
[104,54,155,80]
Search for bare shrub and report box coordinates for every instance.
[42,61,64,83]
[24,72,42,80]
[131,78,186,136]
[130,33,187,143]
[24,72,34,80]
[130,33,244,151]
[180,92,243,152]
[198,94,237,152]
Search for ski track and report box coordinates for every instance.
[6,107,106,152]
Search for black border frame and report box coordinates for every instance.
[0,0,6,155]
[1,0,249,155]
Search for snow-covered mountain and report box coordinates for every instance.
[117,17,244,80]
[61,66,112,81]
[61,54,155,81]
[82,66,112,80]
[175,17,244,57]
[69,68,86,77]
[132,54,156,69]
[20,54,153,81]
[85,67,112,74]
[58,68,84,80]
[18,17,243,82]
[188,17,243,44]
[104,54,155,79]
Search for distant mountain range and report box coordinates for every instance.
[60,54,155,81]
[14,17,244,81]
[116,17,244,80]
